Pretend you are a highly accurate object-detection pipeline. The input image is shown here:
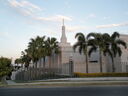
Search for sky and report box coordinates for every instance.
[0,0,128,59]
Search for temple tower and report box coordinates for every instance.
[59,19,70,47]
[61,19,67,43]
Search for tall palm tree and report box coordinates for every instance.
[35,36,46,68]
[73,33,89,73]
[26,36,47,79]
[88,33,114,72]
[87,32,106,73]
[87,32,127,72]
[40,39,47,69]
[27,36,40,68]
[21,50,31,70]
[45,37,59,70]
[106,32,127,72]
[14,58,23,69]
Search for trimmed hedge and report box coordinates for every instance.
[74,72,128,77]
[42,73,71,79]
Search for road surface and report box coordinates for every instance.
[0,85,128,96]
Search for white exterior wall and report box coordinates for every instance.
[120,34,128,72]
[59,44,107,73]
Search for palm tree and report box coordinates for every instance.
[40,38,47,69]
[106,32,127,72]
[26,36,47,79]
[45,37,60,70]
[87,32,106,73]
[35,36,46,68]
[27,36,40,68]
[73,33,89,73]
[88,33,114,72]
[21,50,31,70]
[14,58,23,69]
[87,32,127,72]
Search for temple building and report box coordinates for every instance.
[120,35,128,72]
[28,20,128,74]
[36,20,128,74]
[58,20,100,74]
[11,20,128,80]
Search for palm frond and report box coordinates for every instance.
[116,39,127,49]
[87,32,96,39]
[111,32,120,39]
[75,32,84,38]
[88,46,97,57]
[78,45,83,54]
[73,42,80,52]
[116,47,122,56]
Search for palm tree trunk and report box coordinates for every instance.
[34,61,38,79]
[111,58,115,72]
[43,57,46,69]
[49,56,52,72]
[43,57,46,74]
[39,59,42,68]
[99,50,103,73]
[35,61,37,68]
[39,59,42,79]
[85,54,88,73]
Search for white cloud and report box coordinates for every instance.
[88,13,96,18]
[66,26,88,32]
[34,15,72,22]
[7,0,72,23]
[96,22,128,29]
[85,13,96,20]
[8,0,42,16]
[0,32,10,38]
[8,0,42,11]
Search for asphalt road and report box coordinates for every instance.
[0,86,128,96]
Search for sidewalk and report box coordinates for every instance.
[5,77,128,86]
[6,80,16,85]
[38,77,128,81]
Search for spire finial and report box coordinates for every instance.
[63,18,64,26]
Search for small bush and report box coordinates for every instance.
[74,72,128,77]
[0,57,12,80]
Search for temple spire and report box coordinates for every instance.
[63,18,64,26]
[61,19,67,43]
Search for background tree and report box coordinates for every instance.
[21,50,31,70]
[73,33,89,73]
[27,36,41,68]
[0,57,12,79]
[87,33,107,73]
[87,32,127,73]
[45,37,60,70]
[105,32,127,72]
[36,36,46,68]
[14,58,23,69]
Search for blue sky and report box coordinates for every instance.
[0,0,128,59]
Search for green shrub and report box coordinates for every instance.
[74,72,128,77]
[0,57,12,79]
[42,73,70,79]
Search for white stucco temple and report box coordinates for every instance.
[40,19,128,74]
[11,20,128,80]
